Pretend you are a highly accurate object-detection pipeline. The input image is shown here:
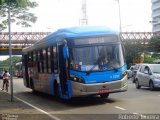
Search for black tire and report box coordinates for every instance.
[100,93,109,99]
[132,77,136,83]
[32,89,37,94]
[30,78,34,89]
[135,80,141,89]
[54,82,59,98]
[149,81,154,90]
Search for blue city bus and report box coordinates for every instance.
[22,26,128,99]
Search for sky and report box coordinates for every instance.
[0,0,152,60]
[12,0,152,32]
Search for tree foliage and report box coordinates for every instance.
[123,41,145,67]
[0,56,22,74]
[144,55,155,64]
[0,0,38,31]
[0,56,22,67]
[149,36,160,52]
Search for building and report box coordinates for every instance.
[151,0,160,32]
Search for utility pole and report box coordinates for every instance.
[0,4,14,102]
[117,0,122,32]
[79,0,88,25]
[8,5,14,102]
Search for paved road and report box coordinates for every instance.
[1,78,160,120]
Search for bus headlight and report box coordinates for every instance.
[70,75,84,83]
[122,70,127,78]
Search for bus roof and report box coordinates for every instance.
[51,26,118,38]
[22,26,118,53]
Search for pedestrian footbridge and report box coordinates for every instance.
[0,32,159,55]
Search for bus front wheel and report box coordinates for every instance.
[100,93,109,99]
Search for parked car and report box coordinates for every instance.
[135,64,160,90]
[132,64,142,83]
[127,66,134,79]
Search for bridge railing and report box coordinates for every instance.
[0,32,160,48]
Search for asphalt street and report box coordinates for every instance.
[0,78,160,120]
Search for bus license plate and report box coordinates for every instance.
[99,88,109,94]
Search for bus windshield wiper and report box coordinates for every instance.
[86,57,106,75]
[86,63,98,75]
[86,58,101,75]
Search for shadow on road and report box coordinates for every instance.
[14,91,117,111]
[139,87,160,91]
[64,96,116,107]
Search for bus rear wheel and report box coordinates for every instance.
[54,82,59,98]
[100,93,109,99]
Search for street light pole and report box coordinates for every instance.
[117,0,122,32]
[8,6,14,102]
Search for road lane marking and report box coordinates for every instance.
[0,88,61,120]
[14,96,61,120]
[140,114,146,118]
[0,87,60,120]
[133,112,138,115]
[115,106,126,111]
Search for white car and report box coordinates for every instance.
[135,64,160,90]
[127,66,134,79]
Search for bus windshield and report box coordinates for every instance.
[70,44,125,72]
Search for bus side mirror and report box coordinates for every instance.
[63,45,69,59]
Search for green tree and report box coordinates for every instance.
[0,56,21,67]
[0,0,38,31]
[149,36,160,52]
[124,41,145,67]
[144,55,155,64]
[0,56,22,74]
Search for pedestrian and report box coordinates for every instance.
[2,70,10,92]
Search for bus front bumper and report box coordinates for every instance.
[71,75,128,97]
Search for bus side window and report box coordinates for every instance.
[28,52,33,67]
[46,48,49,73]
[46,45,58,73]
[37,51,41,72]
[47,47,51,73]
[53,46,58,73]
[50,46,54,73]
[33,51,36,62]
[43,49,47,73]
[40,49,44,72]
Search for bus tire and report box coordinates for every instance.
[100,93,109,99]
[30,78,34,89]
[54,81,59,98]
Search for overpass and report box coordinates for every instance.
[0,32,50,55]
[0,32,160,55]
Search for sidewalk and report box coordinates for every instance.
[0,88,54,120]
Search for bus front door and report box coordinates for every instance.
[58,44,69,96]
